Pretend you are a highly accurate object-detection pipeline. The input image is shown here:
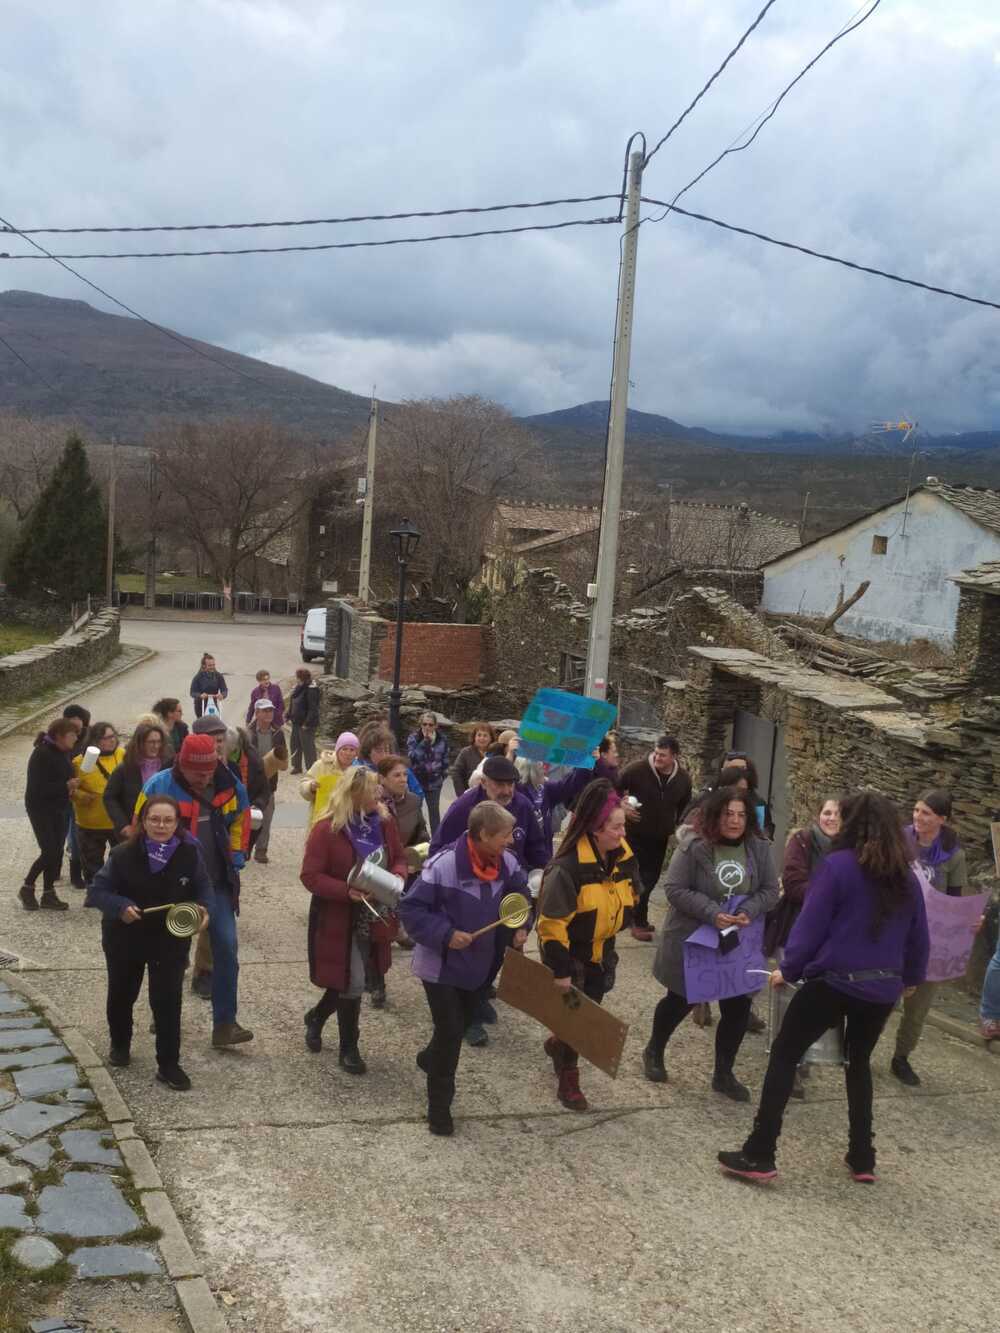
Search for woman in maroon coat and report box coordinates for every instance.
[300,766,406,1072]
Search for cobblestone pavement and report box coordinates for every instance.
[2,620,1000,1333]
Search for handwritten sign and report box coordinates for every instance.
[517,687,617,769]
[915,868,989,983]
[682,896,767,1003]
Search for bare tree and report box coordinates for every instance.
[149,418,320,615]
[379,395,539,619]
[0,413,71,521]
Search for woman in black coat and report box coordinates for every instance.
[19,717,81,912]
[103,722,172,838]
[86,795,211,1090]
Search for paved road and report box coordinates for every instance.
[3,620,1000,1332]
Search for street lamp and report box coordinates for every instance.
[388,517,421,741]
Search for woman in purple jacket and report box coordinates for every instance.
[718,791,929,1185]
[399,800,529,1137]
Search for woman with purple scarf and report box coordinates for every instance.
[891,789,968,1087]
[300,767,406,1072]
[102,722,172,839]
[86,795,211,1091]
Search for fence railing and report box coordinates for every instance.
[115,589,303,615]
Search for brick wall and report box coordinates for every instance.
[377,622,488,689]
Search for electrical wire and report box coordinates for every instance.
[643,198,1000,312]
[0,213,618,260]
[0,208,267,384]
[644,0,782,167]
[650,0,882,217]
[0,327,65,398]
[3,193,620,236]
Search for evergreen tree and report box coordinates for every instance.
[4,435,106,601]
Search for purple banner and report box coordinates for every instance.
[682,900,767,1004]
[916,869,989,983]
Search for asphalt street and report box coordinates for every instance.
[2,619,999,1333]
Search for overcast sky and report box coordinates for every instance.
[2,0,999,434]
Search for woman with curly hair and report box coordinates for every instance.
[718,791,929,1185]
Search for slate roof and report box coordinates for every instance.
[493,499,799,569]
[950,559,1000,594]
[764,478,1000,568]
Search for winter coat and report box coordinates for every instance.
[24,739,75,815]
[288,681,320,729]
[537,835,638,994]
[619,757,693,845]
[400,837,529,991]
[542,756,620,815]
[300,816,406,990]
[102,758,171,834]
[387,790,429,849]
[247,724,288,792]
[71,747,126,831]
[86,833,213,923]
[189,669,228,701]
[226,746,270,852]
[450,745,487,797]
[429,785,549,871]
[652,827,779,994]
[167,720,189,754]
[137,763,248,896]
[245,682,285,727]
[406,731,450,792]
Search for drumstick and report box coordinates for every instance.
[141,903,176,915]
[466,916,510,941]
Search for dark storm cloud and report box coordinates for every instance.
[1,0,998,432]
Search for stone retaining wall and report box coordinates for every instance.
[0,607,121,705]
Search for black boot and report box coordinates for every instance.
[337,999,366,1074]
[18,884,39,912]
[69,857,85,890]
[304,1007,326,1053]
[712,1065,750,1102]
[40,887,69,912]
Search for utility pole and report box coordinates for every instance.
[584,148,644,699]
[144,449,157,609]
[358,390,378,603]
[105,437,117,606]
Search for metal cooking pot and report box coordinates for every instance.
[767,980,846,1066]
[348,853,405,911]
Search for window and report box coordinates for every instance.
[559,651,586,690]
[871,534,888,555]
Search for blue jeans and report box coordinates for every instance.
[981,934,1000,1021]
[208,889,239,1026]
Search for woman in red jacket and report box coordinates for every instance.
[299,766,406,1073]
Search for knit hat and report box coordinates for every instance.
[336,731,360,752]
[192,715,226,736]
[483,755,518,783]
[178,734,218,772]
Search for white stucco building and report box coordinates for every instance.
[761,479,1000,645]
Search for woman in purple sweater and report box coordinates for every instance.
[718,792,929,1185]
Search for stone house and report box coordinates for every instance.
[761,478,1000,646]
[484,497,800,599]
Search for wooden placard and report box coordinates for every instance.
[497,947,629,1079]
[991,823,1000,879]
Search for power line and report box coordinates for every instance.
[0,213,618,260]
[644,198,1000,312]
[644,0,782,167]
[1,193,619,236]
[0,326,65,398]
[0,208,266,384]
[653,0,882,215]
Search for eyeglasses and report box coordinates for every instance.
[146,816,177,827]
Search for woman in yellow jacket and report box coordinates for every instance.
[536,778,639,1112]
[299,732,360,829]
[72,721,125,885]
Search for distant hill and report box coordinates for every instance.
[0,290,372,440]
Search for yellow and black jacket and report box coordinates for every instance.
[537,836,639,985]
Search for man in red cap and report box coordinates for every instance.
[137,734,251,1049]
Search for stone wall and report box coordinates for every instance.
[323,598,388,685]
[953,583,1000,685]
[0,607,121,705]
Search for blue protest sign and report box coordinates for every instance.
[517,687,617,768]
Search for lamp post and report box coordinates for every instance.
[388,517,421,742]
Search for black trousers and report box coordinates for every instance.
[650,990,752,1071]
[102,922,190,1069]
[25,805,69,891]
[78,827,118,884]
[631,836,669,926]
[744,979,893,1170]
[290,723,317,772]
[421,981,482,1116]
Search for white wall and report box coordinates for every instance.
[761,492,1000,644]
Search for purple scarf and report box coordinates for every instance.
[145,835,180,874]
[345,812,383,863]
[906,824,956,869]
[139,757,160,785]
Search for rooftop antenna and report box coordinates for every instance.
[869,416,921,536]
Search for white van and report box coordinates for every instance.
[300,607,327,662]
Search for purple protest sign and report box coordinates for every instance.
[916,870,989,983]
[682,902,767,1004]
